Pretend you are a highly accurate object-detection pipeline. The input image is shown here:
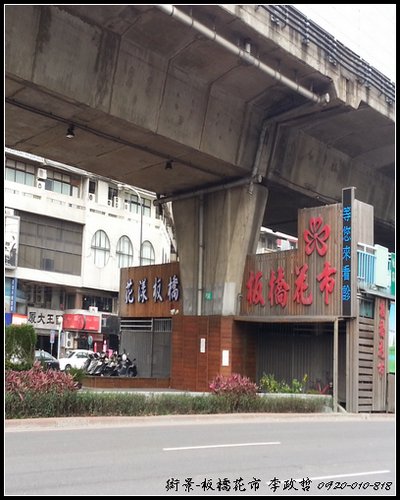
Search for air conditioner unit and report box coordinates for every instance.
[89,306,98,313]
[124,202,130,211]
[36,180,45,190]
[65,331,74,349]
[107,199,113,206]
[37,168,47,179]
[88,193,95,202]
[65,338,73,349]
[113,196,120,208]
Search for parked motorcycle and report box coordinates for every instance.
[84,350,137,377]
[117,352,137,377]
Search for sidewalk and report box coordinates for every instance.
[5,411,395,432]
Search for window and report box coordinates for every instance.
[141,240,155,265]
[89,180,97,194]
[141,198,151,217]
[124,193,151,216]
[124,193,140,213]
[117,235,134,268]
[83,295,113,312]
[44,170,78,196]
[5,157,35,186]
[108,186,118,205]
[91,230,110,267]
[360,298,374,318]
[18,212,82,275]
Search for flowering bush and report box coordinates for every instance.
[259,373,308,393]
[6,361,78,400]
[209,373,258,396]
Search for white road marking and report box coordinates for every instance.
[163,441,281,451]
[295,470,391,481]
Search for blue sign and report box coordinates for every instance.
[342,187,354,316]
[10,278,17,313]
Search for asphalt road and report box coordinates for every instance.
[5,414,395,496]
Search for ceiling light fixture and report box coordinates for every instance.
[66,125,75,139]
[165,160,173,170]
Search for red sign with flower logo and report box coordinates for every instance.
[303,217,331,256]
[242,203,342,317]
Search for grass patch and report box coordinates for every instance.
[5,391,329,419]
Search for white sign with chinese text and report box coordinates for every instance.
[27,308,64,330]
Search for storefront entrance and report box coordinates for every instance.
[120,318,172,378]
[252,321,347,406]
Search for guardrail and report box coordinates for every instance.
[357,243,393,294]
[257,5,395,105]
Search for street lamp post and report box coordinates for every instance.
[56,316,63,360]
[118,184,143,266]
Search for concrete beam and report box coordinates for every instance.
[268,126,394,229]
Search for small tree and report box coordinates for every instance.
[5,324,37,370]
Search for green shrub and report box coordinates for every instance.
[5,324,37,369]
[68,368,85,388]
[259,373,308,394]
[5,390,329,419]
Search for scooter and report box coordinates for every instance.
[101,352,119,376]
[86,352,102,375]
[116,352,137,377]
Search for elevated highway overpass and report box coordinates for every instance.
[5,4,395,315]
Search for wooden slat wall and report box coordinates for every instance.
[358,317,374,412]
[372,299,388,411]
[357,299,389,413]
[120,262,181,318]
[241,204,342,318]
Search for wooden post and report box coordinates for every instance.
[333,317,339,412]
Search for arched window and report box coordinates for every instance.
[117,235,134,268]
[141,240,155,265]
[91,230,110,267]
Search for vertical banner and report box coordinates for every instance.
[388,302,395,374]
[5,214,20,269]
[390,253,395,296]
[342,187,355,316]
[10,278,17,313]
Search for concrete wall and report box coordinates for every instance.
[173,184,268,316]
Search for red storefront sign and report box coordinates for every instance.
[377,300,386,377]
[62,313,100,332]
[246,216,336,309]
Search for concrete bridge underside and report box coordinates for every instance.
[5,5,395,315]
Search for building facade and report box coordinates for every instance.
[5,148,175,354]
[118,189,395,412]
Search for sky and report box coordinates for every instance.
[293,4,396,82]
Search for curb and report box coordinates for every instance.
[5,412,395,432]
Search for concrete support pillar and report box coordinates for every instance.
[74,292,83,309]
[173,183,268,316]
